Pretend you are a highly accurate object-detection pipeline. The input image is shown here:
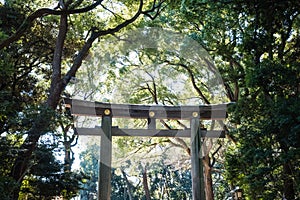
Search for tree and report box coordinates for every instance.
[19,143,82,199]
[0,2,58,198]
[79,144,99,200]
[0,0,165,198]
[167,0,300,199]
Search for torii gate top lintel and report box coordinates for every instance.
[64,98,231,120]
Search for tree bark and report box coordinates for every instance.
[281,143,295,200]
[142,168,151,200]
[63,127,77,173]
[10,11,68,199]
[203,155,214,200]
[283,161,295,200]
[121,170,133,200]
[64,141,71,172]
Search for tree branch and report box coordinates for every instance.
[0,0,105,50]
[210,144,222,167]
[100,3,124,20]
[62,0,147,88]
[142,0,166,20]
[165,60,211,104]
[121,170,134,200]
[48,13,68,108]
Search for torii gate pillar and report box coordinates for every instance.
[191,117,205,199]
[98,113,112,200]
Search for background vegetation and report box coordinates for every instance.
[0,0,299,199]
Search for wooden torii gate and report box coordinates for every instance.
[64,98,230,200]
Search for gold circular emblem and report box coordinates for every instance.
[149,111,155,118]
[192,112,198,118]
[104,109,111,115]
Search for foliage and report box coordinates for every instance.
[19,144,82,199]
[139,0,300,199]
[146,159,192,199]
[167,0,300,199]
[79,143,192,199]
[79,144,99,199]
[1,0,166,198]
[1,0,299,198]
[0,1,84,198]
[227,63,300,199]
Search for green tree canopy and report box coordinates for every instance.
[164,0,300,199]
[1,0,166,199]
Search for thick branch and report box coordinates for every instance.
[0,0,104,50]
[62,0,146,88]
[224,82,235,102]
[48,13,68,108]
[92,0,144,38]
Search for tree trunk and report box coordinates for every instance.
[10,110,53,200]
[142,168,151,200]
[10,12,68,200]
[279,139,295,200]
[64,141,71,173]
[121,170,133,200]
[281,142,295,200]
[62,124,77,173]
[283,160,295,200]
[203,154,214,200]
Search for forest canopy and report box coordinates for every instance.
[0,0,299,199]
